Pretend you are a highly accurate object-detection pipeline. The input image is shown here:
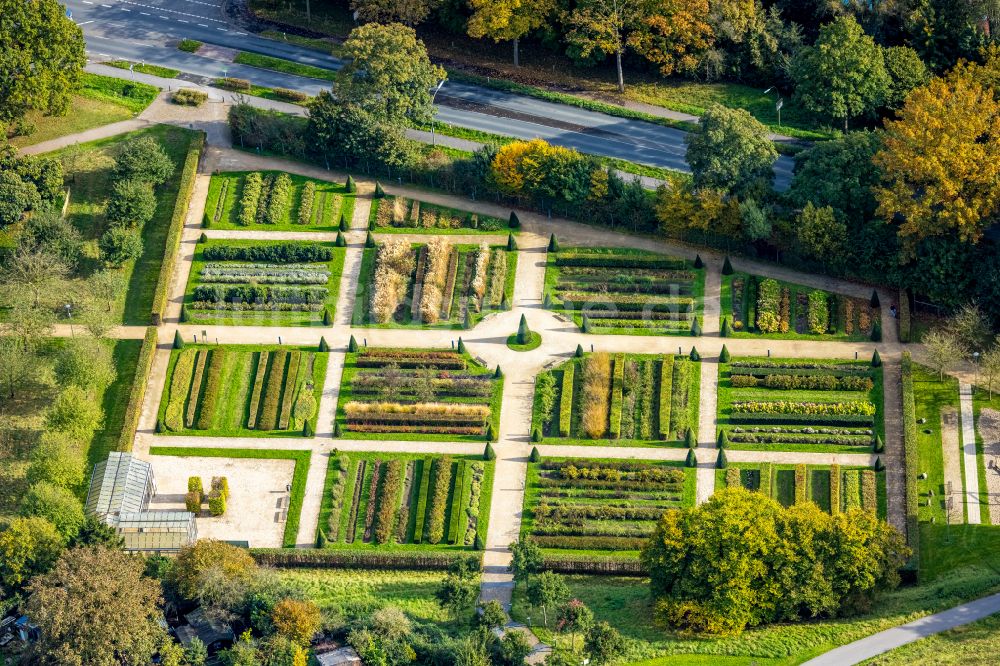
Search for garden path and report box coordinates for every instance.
[959,383,983,524]
[940,407,965,524]
[696,359,718,504]
[976,409,1000,524]
[881,362,907,533]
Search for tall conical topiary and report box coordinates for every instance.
[494,365,503,378]
[721,317,732,338]
[474,534,484,550]
[548,233,559,252]
[685,449,697,468]
[333,422,342,437]
[318,336,330,352]
[874,434,884,453]
[485,422,496,442]
[870,290,880,308]
[531,428,542,442]
[722,255,734,275]
[543,293,552,308]
[303,420,314,437]
[575,344,584,358]
[365,231,376,248]
[689,347,701,361]
[582,314,592,334]
[716,449,728,469]
[464,309,473,329]
[717,430,729,449]
[335,231,347,247]
[509,211,520,228]
[457,337,467,354]
[529,446,541,462]
[484,442,496,460]
[690,318,702,337]
[346,175,356,193]
[871,320,882,342]
[685,427,696,448]
[719,344,731,363]
[874,456,884,472]
[872,349,882,367]
[180,305,189,323]
[316,530,328,548]
[694,254,704,269]
[323,308,333,326]
[339,214,349,232]
[374,181,385,198]
[173,330,185,349]
[507,233,517,251]
[199,232,208,243]
[501,293,510,310]
[348,335,359,352]
[517,314,530,345]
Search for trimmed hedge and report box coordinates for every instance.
[658,356,674,439]
[541,555,646,576]
[414,457,433,543]
[202,243,333,263]
[901,352,919,569]
[196,349,226,430]
[152,132,204,325]
[426,457,453,545]
[554,254,686,269]
[794,464,807,504]
[166,349,195,431]
[730,413,875,426]
[373,459,404,545]
[609,354,624,439]
[118,326,158,451]
[247,351,270,428]
[251,549,482,571]
[447,461,468,544]
[185,351,209,428]
[830,464,841,514]
[559,365,574,437]
[898,289,911,343]
[278,351,301,430]
[259,350,288,431]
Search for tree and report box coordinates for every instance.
[2,246,70,308]
[71,515,125,549]
[923,329,964,380]
[54,337,117,391]
[18,209,83,267]
[791,15,890,131]
[883,45,930,109]
[307,95,416,171]
[99,226,143,266]
[556,599,594,651]
[46,386,104,442]
[185,638,209,666]
[499,629,532,665]
[641,488,908,635]
[517,314,531,344]
[0,0,86,123]
[351,0,435,25]
[874,70,1000,254]
[20,482,85,540]
[508,539,543,583]
[467,0,558,67]
[0,517,63,592]
[479,599,508,631]
[787,131,882,228]
[796,202,847,267]
[946,302,991,356]
[0,169,41,227]
[527,570,570,627]
[336,23,445,126]
[628,0,714,78]
[114,135,174,185]
[169,540,258,614]
[585,621,626,665]
[272,598,322,646]
[0,335,40,400]
[739,198,771,242]
[685,104,777,197]
[105,179,157,228]
[566,0,653,92]
[27,432,86,490]
[87,269,128,312]
[980,344,1000,398]
[436,568,479,619]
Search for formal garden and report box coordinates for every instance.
[352,238,516,328]
[203,170,355,231]
[520,458,695,556]
[716,356,885,453]
[543,246,705,335]
[156,343,327,437]
[717,462,886,516]
[181,239,345,326]
[335,347,503,441]
[722,271,881,341]
[368,193,513,234]
[531,352,699,446]
[317,451,494,551]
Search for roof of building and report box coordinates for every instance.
[176,608,234,648]
[117,511,196,552]
[85,452,154,518]
[316,647,362,666]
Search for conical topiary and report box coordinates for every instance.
[457,337,467,354]
[156,419,165,434]
[335,231,347,247]
[333,422,342,437]
[717,430,729,448]
[303,420,314,437]
[582,314,592,334]
[494,365,503,378]
[507,233,517,251]
[365,231,376,248]
[722,255,734,275]
[694,254,704,269]
[348,335,359,352]
[501,293,510,310]
[575,344,584,358]
[474,534,484,550]
[517,314,530,345]
[685,427,696,448]
[548,234,559,252]
[716,449,728,469]
[543,293,552,308]
[870,290,880,308]
[719,344,731,363]
[721,317,732,338]
[872,349,882,367]
[318,336,330,352]
[173,330,185,349]
[464,309,473,329]
[685,449,697,468]
[532,428,542,442]
[374,181,385,198]
[316,530,328,548]
[180,305,189,323]
[529,446,541,463]
[485,422,496,442]
[509,211,520,228]
[484,442,496,460]
[689,347,701,361]
[199,232,208,243]
[346,175,356,193]
[323,309,333,326]
[690,318,702,337]
[339,214,349,232]
[874,456,885,472]
[871,320,882,342]
[874,434,884,453]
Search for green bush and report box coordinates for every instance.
[373,459,404,544]
[208,490,226,516]
[202,242,331,263]
[106,179,157,228]
[172,88,208,106]
[114,135,174,185]
[195,350,225,430]
[216,77,251,91]
[426,457,454,545]
[187,476,203,494]
[559,365,574,437]
[177,39,202,52]
[238,173,263,225]
[212,476,229,500]
[530,447,541,462]
[99,226,143,266]
[265,173,293,224]
[273,87,309,102]
[185,491,201,513]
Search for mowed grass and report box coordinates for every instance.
[182,238,345,327]
[510,564,1000,665]
[861,613,1000,665]
[204,171,355,231]
[104,60,180,78]
[234,51,338,81]
[8,74,158,148]
[912,364,961,524]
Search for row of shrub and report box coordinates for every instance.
[252,549,482,571]
[558,294,694,311]
[731,401,877,416]
[352,373,493,398]
[727,431,873,446]
[192,284,328,305]
[547,461,685,484]
[555,253,687,269]
[730,373,874,391]
[731,413,876,426]
[730,361,865,371]
[200,263,329,285]
[425,457,453,545]
[203,243,333,263]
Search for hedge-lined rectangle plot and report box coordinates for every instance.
[522,458,696,555]
[717,356,884,453]
[319,452,495,553]
[205,170,354,231]
[533,352,699,447]
[183,238,345,327]
[157,343,327,437]
[543,247,705,336]
[369,194,511,234]
[719,463,883,517]
[336,347,503,442]
[353,239,517,329]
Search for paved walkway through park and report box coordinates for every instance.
[959,383,982,524]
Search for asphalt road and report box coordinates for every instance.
[64,0,795,189]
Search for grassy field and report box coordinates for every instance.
[149,446,309,547]
[317,451,494,552]
[182,238,345,327]
[716,356,884,454]
[911,364,962,524]
[155,343,328,438]
[234,51,337,81]
[8,74,158,148]
[204,170,355,231]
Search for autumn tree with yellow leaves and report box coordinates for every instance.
[467,0,557,67]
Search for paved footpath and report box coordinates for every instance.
[959,383,983,524]
[696,359,718,504]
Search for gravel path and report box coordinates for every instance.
[959,383,982,524]
[976,408,1000,524]
[940,407,964,523]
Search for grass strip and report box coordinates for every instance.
[247,351,270,429]
[104,59,180,78]
[120,327,158,449]
[278,350,301,430]
[234,51,337,81]
[185,350,208,428]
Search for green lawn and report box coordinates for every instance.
[234,51,337,81]
[317,451,494,552]
[149,446,309,547]
[918,523,1000,582]
[861,613,1000,665]
[911,364,961,524]
[104,60,180,79]
[204,170,355,231]
[182,238,345,327]
[155,343,328,438]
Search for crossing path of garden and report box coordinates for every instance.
[696,360,719,504]
[959,383,983,524]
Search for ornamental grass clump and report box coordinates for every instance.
[419,238,452,324]
[582,352,611,438]
[370,239,415,324]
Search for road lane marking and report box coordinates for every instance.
[78,20,94,25]
[81,1,92,3]
[177,19,188,22]
[198,23,208,27]
[140,10,149,14]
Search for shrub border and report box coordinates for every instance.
[900,351,920,572]
[249,548,482,571]
[118,326,159,451]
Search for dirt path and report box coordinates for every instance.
[940,407,964,523]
